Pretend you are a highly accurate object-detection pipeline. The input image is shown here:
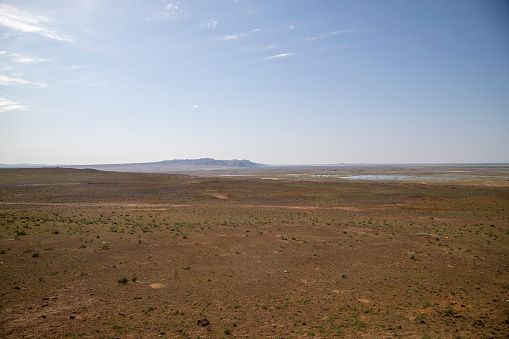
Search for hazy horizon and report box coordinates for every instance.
[1,158,509,167]
[1,1,508,165]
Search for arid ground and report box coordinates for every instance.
[0,166,508,338]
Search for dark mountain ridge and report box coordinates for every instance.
[0,158,265,173]
[64,158,265,173]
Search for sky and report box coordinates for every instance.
[0,0,508,165]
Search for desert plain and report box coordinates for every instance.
[0,165,508,338]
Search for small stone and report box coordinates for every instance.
[70,315,75,319]
[197,318,209,327]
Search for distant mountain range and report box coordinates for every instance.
[0,158,265,173]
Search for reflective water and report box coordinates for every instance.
[310,174,459,181]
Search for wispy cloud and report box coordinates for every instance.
[201,19,218,29]
[12,55,48,63]
[243,44,276,50]
[1,52,48,63]
[221,28,260,41]
[288,19,323,31]
[0,4,73,42]
[0,97,29,114]
[263,53,295,60]
[223,33,245,40]
[306,28,355,41]
[0,74,47,88]
[166,1,180,14]
[247,9,261,15]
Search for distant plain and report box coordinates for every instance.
[0,165,508,338]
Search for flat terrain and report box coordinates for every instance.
[0,166,508,338]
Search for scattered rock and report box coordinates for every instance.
[473,319,484,327]
[197,318,210,327]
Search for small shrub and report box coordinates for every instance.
[142,305,156,315]
[0,249,6,254]
[111,323,122,330]
[131,274,137,282]
[224,327,232,335]
[443,306,454,315]
[408,251,416,260]
[32,252,40,258]
[118,276,128,285]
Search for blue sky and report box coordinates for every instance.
[0,0,508,165]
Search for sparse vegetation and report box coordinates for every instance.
[118,276,128,285]
[408,250,416,260]
[0,166,507,338]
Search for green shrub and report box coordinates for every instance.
[408,251,416,260]
[443,306,454,315]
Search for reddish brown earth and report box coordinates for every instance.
[0,167,508,338]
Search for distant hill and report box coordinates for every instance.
[64,158,266,173]
[0,164,50,168]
